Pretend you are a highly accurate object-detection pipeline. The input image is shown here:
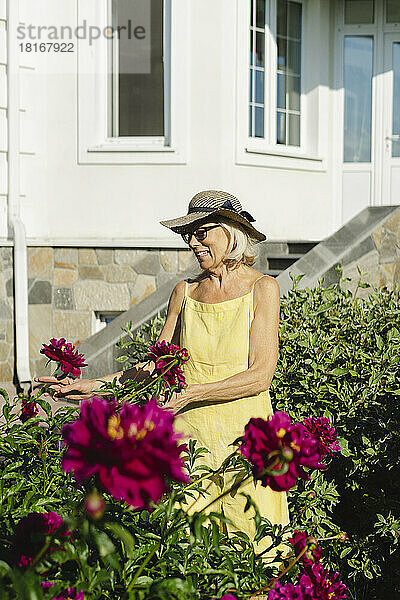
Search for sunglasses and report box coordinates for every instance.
[181,224,222,245]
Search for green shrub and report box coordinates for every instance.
[117,269,400,600]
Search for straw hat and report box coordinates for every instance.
[160,190,267,242]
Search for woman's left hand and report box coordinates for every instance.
[163,385,199,415]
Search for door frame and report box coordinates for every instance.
[382,32,400,204]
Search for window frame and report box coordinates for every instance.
[77,0,188,165]
[236,0,326,171]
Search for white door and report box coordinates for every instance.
[382,34,400,204]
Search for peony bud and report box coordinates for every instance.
[281,446,294,462]
[84,492,105,520]
[307,491,316,501]
[338,532,347,542]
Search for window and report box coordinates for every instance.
[345,0,374,25]
[249,0,266,137]
[248,0,302,147]
[110,0,169,139]
[77,0,188,165]
[276,0,302,146]
[386,0,400,23]
[343,36,373,162]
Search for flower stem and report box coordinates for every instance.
[126,542,160,592]
[248,545,308,598]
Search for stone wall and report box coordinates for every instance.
[339,209,400,298]
[0,246,194,382]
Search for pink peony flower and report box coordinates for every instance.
[298,562,348,600]
[146,341,189,389]
[41,582,84,600]
[40,338,87,378]
[267,580,316,600]
[301,417,341,457]
[240,411,326,492]
[12,512,71,567]
[62,396,190,508]
[288,530,322,569]
[20,395,39,425]
[219,596,238,600]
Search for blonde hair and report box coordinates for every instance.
[218,218,257,268]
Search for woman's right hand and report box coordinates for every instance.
[33,376,100,401]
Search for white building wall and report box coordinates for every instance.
[0,0,7,235]
[1,0,338,247]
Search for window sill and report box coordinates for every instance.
[79,141,187,165]
[245,145,324,162]
[87,141,176,153]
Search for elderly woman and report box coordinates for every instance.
[37,190,289,553]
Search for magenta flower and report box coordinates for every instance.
[41,582,84,600]
[301,417,341,457]
[267,580,316,600]
[288,530,322,569]
[12,512,71,567]
[62,396,190,508]
[40,337,87,378]
[298,562,348,599]
[219,596,238,600]
[240,411,326,492]
[146,341,189,389]
[20,396,39,424]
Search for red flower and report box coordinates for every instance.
[20,396,39,425]
[298,562,348,600]
[288,530,322,569]
[40,338,87,378]
[62,396,190,509]
[12,512,71,567]
[146,341,189,389]
[267,580,316,599]
[301,417,341,457]
[41,582,84,600]
[240,412,326,492]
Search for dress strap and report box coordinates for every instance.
[184,280,188,297]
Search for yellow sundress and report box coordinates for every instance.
[175,276,290,555]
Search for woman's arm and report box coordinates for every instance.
[164,276,280,414]
[35,281,187,400]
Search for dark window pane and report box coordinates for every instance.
[250,0,254,27]
[256,0,265,28]
[277,111,286,144]
[343,36,373,162]
[255,70,264,103]
[256,31,265,67]
[287,75,300,110]
[250,30,255,66]
[288,1,302,40]
[249,105,253,136]
[387,0,400,22]
[255,107,264,137]
[250,69,253,101]
[288,40,301,75]
[277,36,286,70]
[345,0,374,24]
[118,0,164,136]
[277,73,286,108]
[277,0,287,37]
[288,113,300,146]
